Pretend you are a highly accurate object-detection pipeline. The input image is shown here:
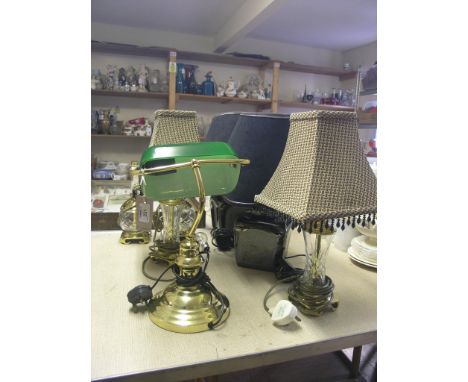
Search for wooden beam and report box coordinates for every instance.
[168,51,177,110]
[271,62,280,112]
[214,0,288,53]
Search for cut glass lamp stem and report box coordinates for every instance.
[288,224,338,316]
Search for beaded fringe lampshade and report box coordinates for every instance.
[255,110,377,316]
[149,110,200,147]
[255,110,376,227]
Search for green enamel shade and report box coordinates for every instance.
[140,142,242,200]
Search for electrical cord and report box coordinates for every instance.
[274,254,305,280]
[210,228,234,250]
[263,274,300,316]
[142,256,176,282]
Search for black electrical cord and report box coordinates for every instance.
[150,264,174,290]
[210,228,234,250]
[142,256,176,282]
[274,254,305,280]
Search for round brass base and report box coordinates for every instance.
[148,282,229,333]
[149,242,179,264]
[119,230,151,245]
[288,275,338,316]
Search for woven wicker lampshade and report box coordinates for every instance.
[254,110,376,225]
[149,110,200,147]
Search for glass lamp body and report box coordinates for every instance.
[288,225,338,316]
[302,229,334,286]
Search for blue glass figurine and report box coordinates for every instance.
[202,71,215,96]
[176,63,186,93]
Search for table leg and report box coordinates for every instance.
[351,345,363,378]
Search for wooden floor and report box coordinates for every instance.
[186,344,377,382]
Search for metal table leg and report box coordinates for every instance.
[351,345,363,378]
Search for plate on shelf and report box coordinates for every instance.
[347,247,377,269]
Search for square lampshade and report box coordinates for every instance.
[254,111,377,224]
[150,110,200,146]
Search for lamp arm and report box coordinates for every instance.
[130,158,250,177]
[187,161,205,238]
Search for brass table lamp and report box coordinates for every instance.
[255,111,377,316]
[131,141,249,333]
[117,161,151,244]
[147,110,200,263]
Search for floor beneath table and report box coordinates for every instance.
[185,345,377,382]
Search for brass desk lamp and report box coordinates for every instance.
[129,141,249,333]
[255,111,377,316]
[147,110,200,263]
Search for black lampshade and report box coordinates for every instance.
[205,112,241,142]
[226,113,290,203]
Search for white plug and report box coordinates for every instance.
[270,300,299,326]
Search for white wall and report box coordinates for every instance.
[340,40,377,142]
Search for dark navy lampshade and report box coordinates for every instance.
[205,112,241,143]
[226,113,290,203]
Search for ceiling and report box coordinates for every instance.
[92,0,376,52]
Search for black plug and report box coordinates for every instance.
[127,285,153,305]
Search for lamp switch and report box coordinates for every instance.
[270,300,299,326]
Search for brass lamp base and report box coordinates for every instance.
[288,275,338,316]
[149,242,179,264]
[148,282,229,333]
[119,230,151,245]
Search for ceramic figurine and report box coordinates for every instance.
[147,68,160,92]
[176,63,186,93]
[224,77,238,97]
[105,65,117,90]
[257,87,266,100]
[118,68,127,91]
[125,66,138,92]
[137,65,148,92]
[201,71,215,96]
[184,64,198,94]
[238,90,248,99]
[91,69,98,90]
[265,84,272,99]
[217,83,225,97]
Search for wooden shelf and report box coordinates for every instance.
[360,89,377,96]
[92,89,168,100]
[277,101,355,111]
[91,179,131,186]
[92,40,356,79]
[91,134,150,139]
[177,93,272,106]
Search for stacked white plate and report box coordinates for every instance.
[348,235,377,268]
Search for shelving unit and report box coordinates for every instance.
[91,40,358,113]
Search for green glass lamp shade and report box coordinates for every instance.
[140,142,241,200]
